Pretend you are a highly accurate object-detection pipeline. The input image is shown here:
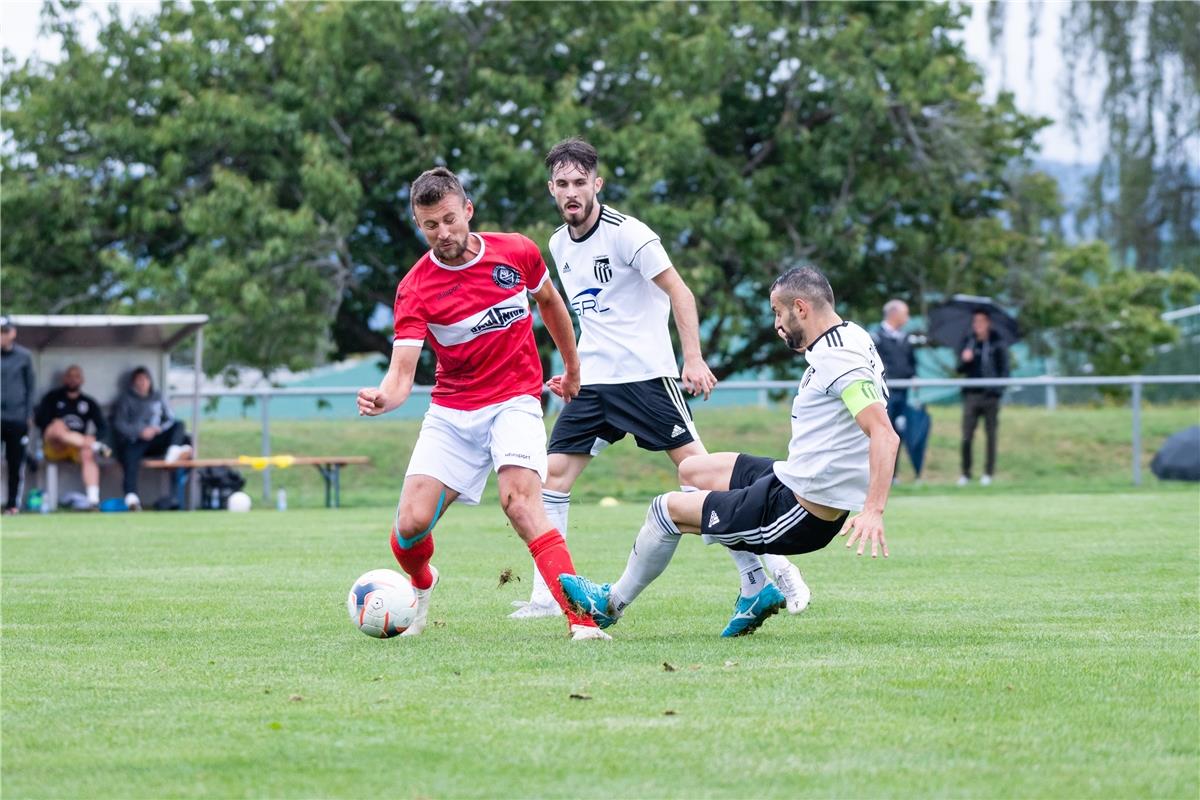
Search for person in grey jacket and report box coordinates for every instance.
[1,317,36,513]
[111,366,192,510]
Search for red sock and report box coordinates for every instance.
[390,528,435,590]
[528,529,595,628]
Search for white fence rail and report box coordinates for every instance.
[172,375,1199,498]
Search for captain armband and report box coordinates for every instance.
[841,380,885,417]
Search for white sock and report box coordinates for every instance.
[609,495,681,614]
[759,553,793,577]
[728,548,769,597]
[86,485,100,504]
[529,490,570,604]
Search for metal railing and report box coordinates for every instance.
[170,374,1199,497]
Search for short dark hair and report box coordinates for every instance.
[770,266,835,309]
[545,137,599,177]
[410,167,467,211]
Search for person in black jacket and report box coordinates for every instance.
[1,317,36,513]
[956,311,1009,486]
[872,300,918,481]
[35,364,111,509]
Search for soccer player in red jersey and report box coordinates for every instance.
[357,167,608,640]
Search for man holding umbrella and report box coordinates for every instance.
[956,310,1010,486]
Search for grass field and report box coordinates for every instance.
[3,490,1197,798]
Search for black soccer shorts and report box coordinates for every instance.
[547,377,697,455]
[700,455,847,555]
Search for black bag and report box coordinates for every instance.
[198,466,246,510]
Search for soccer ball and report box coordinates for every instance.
[347,569,418,638]
[227,491,252,512]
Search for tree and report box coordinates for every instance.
[7,0,1178,380]
[988,0,1200,273]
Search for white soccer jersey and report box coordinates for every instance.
[772,321,888,512]
[548,205,677,384]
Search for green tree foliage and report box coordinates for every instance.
[1,1,1189,378]
[990,0,1200,273]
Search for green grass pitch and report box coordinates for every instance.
[2,490,1197,798]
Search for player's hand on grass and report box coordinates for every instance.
[356,387,389,416]
[682,357,717,400]
[842,510,888,558]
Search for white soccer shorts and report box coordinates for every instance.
[404,394,547,505]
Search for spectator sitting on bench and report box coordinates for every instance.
[112,366,193,511]
[34,364,111,511]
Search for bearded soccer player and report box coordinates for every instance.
[560,266,899,636]
[509,137,810,629]
[357,166,607,641]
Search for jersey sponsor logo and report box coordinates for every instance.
[437,283,462,300]
[562,262,572,273]
[708,510,721,527]
[570,287,611,316]
[469,306,526,335]
[593,255,612,284]
[492,264,521,289]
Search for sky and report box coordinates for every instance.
[1,0,1101,164]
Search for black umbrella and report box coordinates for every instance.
[927,294,1021,348]
[1150,426,1200,481]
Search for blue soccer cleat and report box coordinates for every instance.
[721,583,786,637]
[558,574,620,629]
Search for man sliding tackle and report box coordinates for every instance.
[560,266,899,636]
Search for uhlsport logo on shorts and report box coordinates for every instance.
[492,264,521,289]
[470,306,526,334]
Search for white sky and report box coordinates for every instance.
[1,0,1100,164]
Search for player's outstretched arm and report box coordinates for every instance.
[652,267,717,400]
[842,397,899,558]
[532,280,581,403]
[357,345,420,417]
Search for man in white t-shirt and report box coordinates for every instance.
[560,266,899,637]
[510,138,809,622]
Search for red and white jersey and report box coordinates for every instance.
[393,232,550,411]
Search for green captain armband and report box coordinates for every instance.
[841,380,884,416]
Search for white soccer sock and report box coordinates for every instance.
[609,495,681,614]
[759,553,793,577]
[728,548,769,597]
[86,485,100,505]
[529,490,570,604]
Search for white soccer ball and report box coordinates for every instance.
[347,569,418,638]
[227,491,252,512]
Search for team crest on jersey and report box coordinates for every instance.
[469,305,526,335]
[593,256,612,284]
[492,264,521,289]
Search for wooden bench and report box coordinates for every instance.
[142,456,370,508]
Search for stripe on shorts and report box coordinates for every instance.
[707,503,808,548]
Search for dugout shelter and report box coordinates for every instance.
[1,314,208,509]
